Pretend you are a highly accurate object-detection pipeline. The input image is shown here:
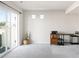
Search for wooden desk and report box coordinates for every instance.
[57,33,73,39]
[50,33,72,45]
[50,33,79,45]
[57,33,79,44]
[57,33,73,45]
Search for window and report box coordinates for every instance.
[40,15,44,19]
[32,15,36,19]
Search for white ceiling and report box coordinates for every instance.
[69,6,79,14]
[13,1,75,11]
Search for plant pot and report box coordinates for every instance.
[23,39,28,45]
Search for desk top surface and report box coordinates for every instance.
[51,33,79,37]
[57,33,73,35]
[58,33,79,37]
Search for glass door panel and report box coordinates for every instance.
[10,13,18,48]
[0,9,6,53]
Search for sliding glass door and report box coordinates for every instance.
[0,3,20,54]
[10,13,19,48]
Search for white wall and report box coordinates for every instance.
[24,10,79,44]
[19,13,24,44]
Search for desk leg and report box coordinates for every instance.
[62,35,64,45]
[61,35,64,45]
[77,37,79,44]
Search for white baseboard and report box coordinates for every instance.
[32,42,50,44]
